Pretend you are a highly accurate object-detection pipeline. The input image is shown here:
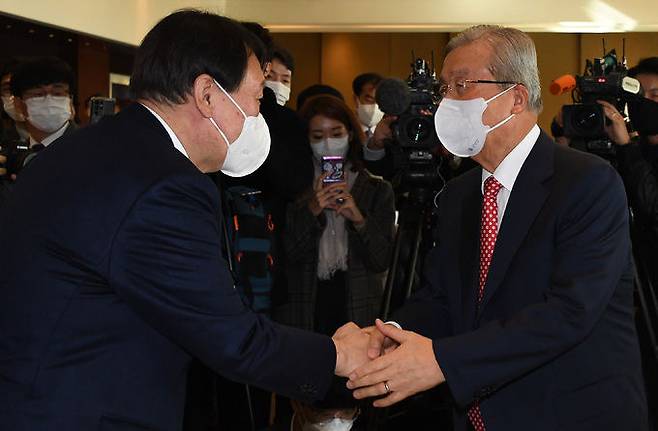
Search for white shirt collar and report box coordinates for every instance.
[29,121,69,148]
[481,124,540,194]
[141,103,190,159]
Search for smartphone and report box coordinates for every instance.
[89,97,116,124]
[320,156,345,184]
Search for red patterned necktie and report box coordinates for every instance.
[468,176,503,431]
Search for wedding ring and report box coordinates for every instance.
[384,381,391,394]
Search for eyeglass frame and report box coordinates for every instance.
[438,79,519,98]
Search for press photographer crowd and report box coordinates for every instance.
[1,9,658,431]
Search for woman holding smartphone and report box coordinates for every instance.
[276,94,395,337]
[273,94,394,430]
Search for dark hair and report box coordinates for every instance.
[241,21,274,63]
[298,95,365,172]
[10,56,74,98]
[629,57,658,78]
[351,72,383,97]
[296,84,344,110]
[272,47,295,73]
[130,10,265,105]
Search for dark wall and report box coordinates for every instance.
[0,13,136,125]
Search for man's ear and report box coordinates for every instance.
[511,84,529,114]
[193,74,218,118]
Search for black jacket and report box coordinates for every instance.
[395,131,647,430]
[0,104,336,431]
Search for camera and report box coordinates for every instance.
[560,47,641,154]
[392,57,441,151]
[375,55,443,193]
[0,140,32,177]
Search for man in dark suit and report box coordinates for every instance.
[348,25,648,430]
[0,11,371,431]
[10,56,77,151]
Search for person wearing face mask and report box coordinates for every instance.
[352,73,384,140]
[0,12,378,431]
[288,397,359,431]
[599,57,658,418]
[265,47,294,107]
[274,95,394,430]
[351,73,390,170]
[10,56,77,153]
[349,26,648,431]
[1,61,29,143]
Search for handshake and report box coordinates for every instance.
[331,319,446,407]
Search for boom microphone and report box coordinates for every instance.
[375,78,411,115]
[549,74,577,96]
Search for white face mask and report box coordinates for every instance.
[2,95,25,122]
[208,79,271,177]
[310,136,349,160]
[25,95,71,133]
[356,102,384,129]
[434,84,517,157]
[302,418,355,431]
[264,80,291,106]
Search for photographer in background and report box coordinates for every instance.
[11,56,77,151]
[594,58,658,244]
[598,56,658,428]
[1,57,77,209]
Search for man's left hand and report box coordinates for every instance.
[347,319,445,407]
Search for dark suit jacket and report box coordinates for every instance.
[396,131,648,430]
[0,104,336,431]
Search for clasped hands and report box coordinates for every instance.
[332,319,445,408]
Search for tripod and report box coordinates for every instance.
[367,187,455,431]
[381,188,437,320]
[629,209,658,429]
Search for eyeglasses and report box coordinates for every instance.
[23,83,71,99]
[438,79,518,98]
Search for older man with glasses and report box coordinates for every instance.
[350,25,649,431]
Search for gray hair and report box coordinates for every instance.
[445,25,543,114]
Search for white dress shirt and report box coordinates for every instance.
[481,124,540,228]
[141,103,190,159]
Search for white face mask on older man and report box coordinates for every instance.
[434,84,517,157]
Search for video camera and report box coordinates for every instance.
[394,56,441,150]
[376,53,442,193]
[551,41,641,156]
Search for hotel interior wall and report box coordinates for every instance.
[273,32,658,131]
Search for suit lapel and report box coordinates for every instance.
[478,132,555,315]
[459,173,483,330]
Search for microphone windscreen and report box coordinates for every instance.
[376,78,411,115]
[549,74,576,96]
